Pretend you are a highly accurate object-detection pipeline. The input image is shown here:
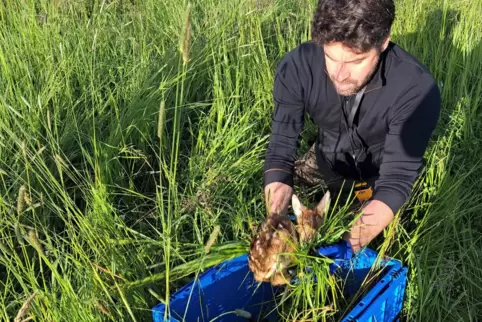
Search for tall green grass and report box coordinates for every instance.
[0,0,481,320]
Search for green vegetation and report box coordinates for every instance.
[0,0,481,321]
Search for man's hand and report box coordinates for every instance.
[264,182,293,217]
[343,199,394,253]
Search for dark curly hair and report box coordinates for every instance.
[311,0,395,52]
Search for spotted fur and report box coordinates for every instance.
[248,191,330,285]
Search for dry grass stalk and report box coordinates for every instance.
[14,291,37,322]
[234,309,252,318]
[95,301,112,317]
[93,263,126,281]
[204,225,220,254]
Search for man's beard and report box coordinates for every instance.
[330,56,380,96]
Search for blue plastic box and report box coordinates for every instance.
[152,247,408,322]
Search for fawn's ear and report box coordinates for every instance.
[315,191,331,216]
[291,194,306,217]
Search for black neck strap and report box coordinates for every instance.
[347,86,366,128]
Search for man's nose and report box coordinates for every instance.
[335,63,350,82]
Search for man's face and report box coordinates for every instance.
[324,39,389,96]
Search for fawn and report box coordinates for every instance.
[248,191,331,285]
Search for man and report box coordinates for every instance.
[263,0,441,254]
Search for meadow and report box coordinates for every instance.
[0,0,481,321]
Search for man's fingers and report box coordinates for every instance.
[264,182,293,217]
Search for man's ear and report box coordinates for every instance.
[381,35,391,52]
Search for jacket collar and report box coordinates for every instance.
[365,42,393,92]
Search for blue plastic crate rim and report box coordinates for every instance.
[152,247,408,322]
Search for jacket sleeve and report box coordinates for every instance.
[372,78,441,214]
[263,47,309,188]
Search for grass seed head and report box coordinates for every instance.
[54,154,67,168]
[157,100,166,140]
[14,291,37,322]
[17,185,27,216]
[28,230,45,257]
[180,3,192,65]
